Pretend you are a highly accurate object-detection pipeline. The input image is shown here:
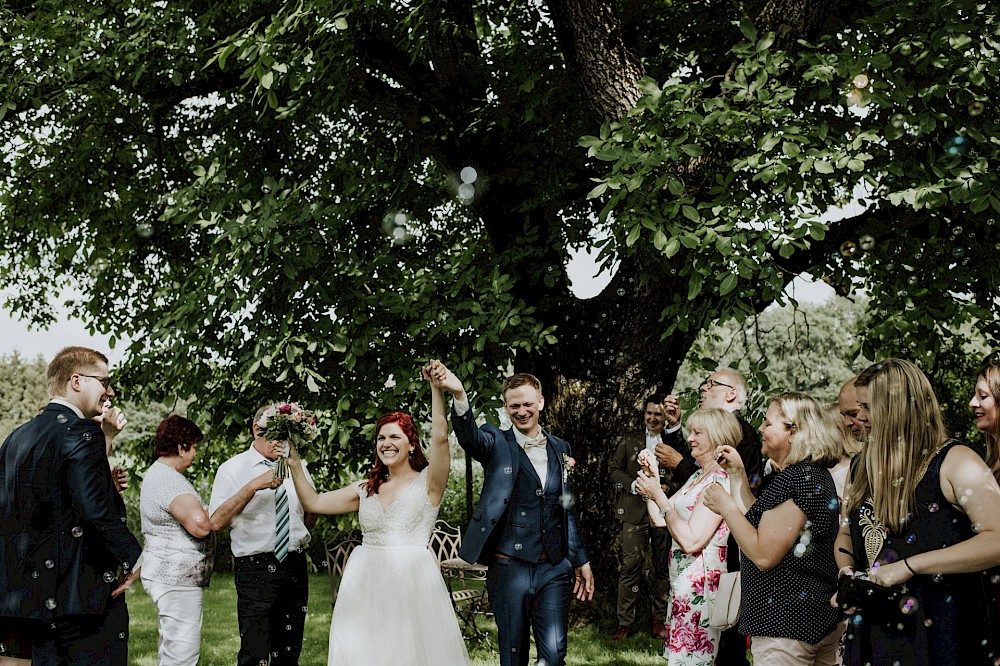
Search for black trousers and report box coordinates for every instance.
[234,550,309,666]
[715,534,750,666]
[31,596,129,666]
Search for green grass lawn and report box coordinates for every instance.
[127,573,665,665]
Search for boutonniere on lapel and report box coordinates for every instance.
[562,453,576,484]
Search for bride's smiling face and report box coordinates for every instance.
[376,422,413,468]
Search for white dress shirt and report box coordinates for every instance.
[209,445,316,557]
[631,428,664,495]
[50,398,84,419]
[453,396,549,489]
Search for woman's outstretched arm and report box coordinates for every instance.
[287,442,360,515]
[424,360,452,507]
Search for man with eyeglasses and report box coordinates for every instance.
[0,346,142,666]
[663,367,761,666]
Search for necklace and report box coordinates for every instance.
[698,461,722,477]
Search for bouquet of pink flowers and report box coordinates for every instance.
[256,401,319,479]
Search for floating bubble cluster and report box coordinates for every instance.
[456,166,480,202]
[944,136,966,157]
[381,212,413,245]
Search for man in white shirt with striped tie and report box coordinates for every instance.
[209,404,317,666]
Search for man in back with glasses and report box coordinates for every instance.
[0,346,142,666]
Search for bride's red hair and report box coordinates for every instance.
[365,411,429,496]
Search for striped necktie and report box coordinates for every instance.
[263,458,290,562]
[274,483,290,562]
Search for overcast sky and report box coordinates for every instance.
[0,249,834,364]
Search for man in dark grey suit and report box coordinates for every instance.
[609,394,694,640]
[0,346,142,666]
[433,363,593,666]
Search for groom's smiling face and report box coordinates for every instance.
[503,384,544,437]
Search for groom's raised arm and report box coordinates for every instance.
[432,365,495,464]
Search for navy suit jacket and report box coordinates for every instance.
[0,403,142,620]
[451,406,589,567]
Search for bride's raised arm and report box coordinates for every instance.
[286,440,360,516]
[423,360,452,507]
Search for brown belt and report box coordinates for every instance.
[494,552,548,561]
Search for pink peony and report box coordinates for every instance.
[705,569,721,593]
[671,594,692,619]
[278,403,292,414]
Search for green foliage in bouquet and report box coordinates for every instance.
[256,401,319,479]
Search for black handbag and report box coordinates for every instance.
[837,572,902,615]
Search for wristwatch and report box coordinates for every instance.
[658,504,673,518]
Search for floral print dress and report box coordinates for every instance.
[663,467,730,665]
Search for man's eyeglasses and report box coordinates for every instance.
[77,373,112,390]
[701,378,734,390]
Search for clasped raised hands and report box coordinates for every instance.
[422,359,464,395]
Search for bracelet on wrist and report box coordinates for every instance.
[903,558,916,576]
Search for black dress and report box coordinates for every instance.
[844,443,998,665]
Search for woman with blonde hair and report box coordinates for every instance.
[835,359,1000,665]
[703,392,843,665]
[636,408,742,665]
[969,351,1000,483]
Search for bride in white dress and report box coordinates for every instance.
[285,361,471,665]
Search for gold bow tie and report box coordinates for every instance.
[523,436,547,450]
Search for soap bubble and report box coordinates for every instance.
[460,166,478,184]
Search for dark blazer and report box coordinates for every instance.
[610,429,695,523]
[609,430,649,524]
[0,403,142,621]
[732,411,763,492]
[451,406,589,567]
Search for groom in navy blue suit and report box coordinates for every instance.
[434,365,594,666]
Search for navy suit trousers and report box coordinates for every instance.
[486,556,573,666]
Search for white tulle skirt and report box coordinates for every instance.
[328,544,471,665]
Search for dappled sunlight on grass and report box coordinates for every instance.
[129,573,665,665]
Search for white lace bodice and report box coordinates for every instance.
[356,468,439,548]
